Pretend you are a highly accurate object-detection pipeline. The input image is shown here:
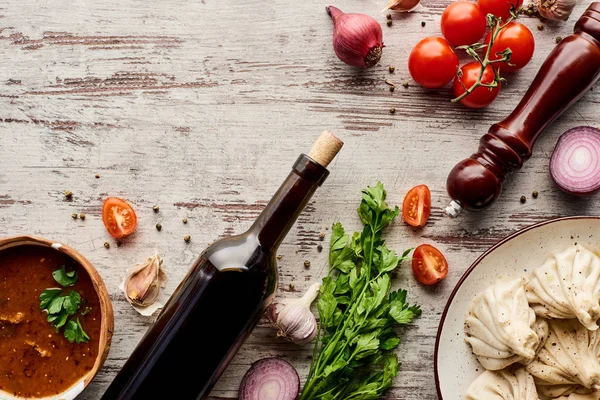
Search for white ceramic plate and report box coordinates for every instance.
[434,216,600,399]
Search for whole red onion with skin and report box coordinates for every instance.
[327,6,384,68]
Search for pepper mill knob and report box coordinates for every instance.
[445,2,600,215]
[447,158,503,212]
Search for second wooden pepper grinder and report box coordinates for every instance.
[446,3,600,217]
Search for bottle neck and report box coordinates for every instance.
[250,154,329,251]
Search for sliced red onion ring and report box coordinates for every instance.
[550,126,600,195]
[238,357,300,400]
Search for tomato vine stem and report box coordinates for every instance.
[451,14,513,103]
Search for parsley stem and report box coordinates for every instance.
[302,218,381,400]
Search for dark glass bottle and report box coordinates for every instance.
[102,133,341,400]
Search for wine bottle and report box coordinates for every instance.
[102,131,343,400]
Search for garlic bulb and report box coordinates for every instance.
[124,253,167,307]
[536,0,576,21]
[382,0,420,12]
[266,282,320,345]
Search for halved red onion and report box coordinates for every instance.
[238,357,300,400]
[550,126,600,195]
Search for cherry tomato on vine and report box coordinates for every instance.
[102,197,137,238]
[478,0,523,20]
[453,62,501,109]
[412,244,449,285]
[485,22,534,72]
[402,185,431,227]
[408,37,459,89]
[441,2,487,47]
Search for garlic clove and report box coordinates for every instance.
[535,0,576,21]
[383,0,421,13]
[124,253,167,308]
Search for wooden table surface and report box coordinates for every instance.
[1,0,598,398]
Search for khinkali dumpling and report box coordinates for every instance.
[556,393,600,400]
[526,319,600,390]
[465,276,549,370]
[537,385,593,398]
[526,245,600,330]
[465,367,539,400]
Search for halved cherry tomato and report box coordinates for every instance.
[453,62,501,109]
[478,0,523,21]
[485,22,534,72]
[102,197,137,238]
[408,37,459,89]
[441,2,487,47]
[412,244,449,285]
[402,185,431,227]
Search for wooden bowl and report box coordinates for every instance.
[0,235,114,400]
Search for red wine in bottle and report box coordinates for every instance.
[102,131,343,400]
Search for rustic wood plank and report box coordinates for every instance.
[0,0,597,398]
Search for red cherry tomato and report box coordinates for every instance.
[485,22,534,72]
[102,197,137,238]
[402,185,431,227]
[453,62,501,109]
[408,37,459,89]
[478,0,523,20]
[441,2,487,47]
[412,244,449,285]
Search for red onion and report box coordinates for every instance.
[550,126,600,195]
[238,357,300,400]
[327,6,383,68]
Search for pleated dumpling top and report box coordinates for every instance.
[526,245,600,331]
[465,276,548,370]
[555,392,600,399]
[465,367,539,400]
[526,319,600,391]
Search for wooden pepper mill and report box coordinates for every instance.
[446,3,600,217]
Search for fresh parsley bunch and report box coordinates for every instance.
[301,182,421,400]
[39,266,90,344]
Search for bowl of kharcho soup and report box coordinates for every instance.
[0,236,113,399]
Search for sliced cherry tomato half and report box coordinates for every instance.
[102,197,137,239]
[412,244,449,285]
[402,185,431,227]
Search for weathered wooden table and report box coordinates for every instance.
[0,0,597,398]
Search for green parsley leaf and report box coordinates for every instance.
[389,289,422,325]
[47,296,66,315]
[39,272,89,344]
[63,291,81,315]
[64,318,89,344]
[301,183,420,400]
[39,288,61,309]
[48,312,69,330]
[52,266,78,287]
